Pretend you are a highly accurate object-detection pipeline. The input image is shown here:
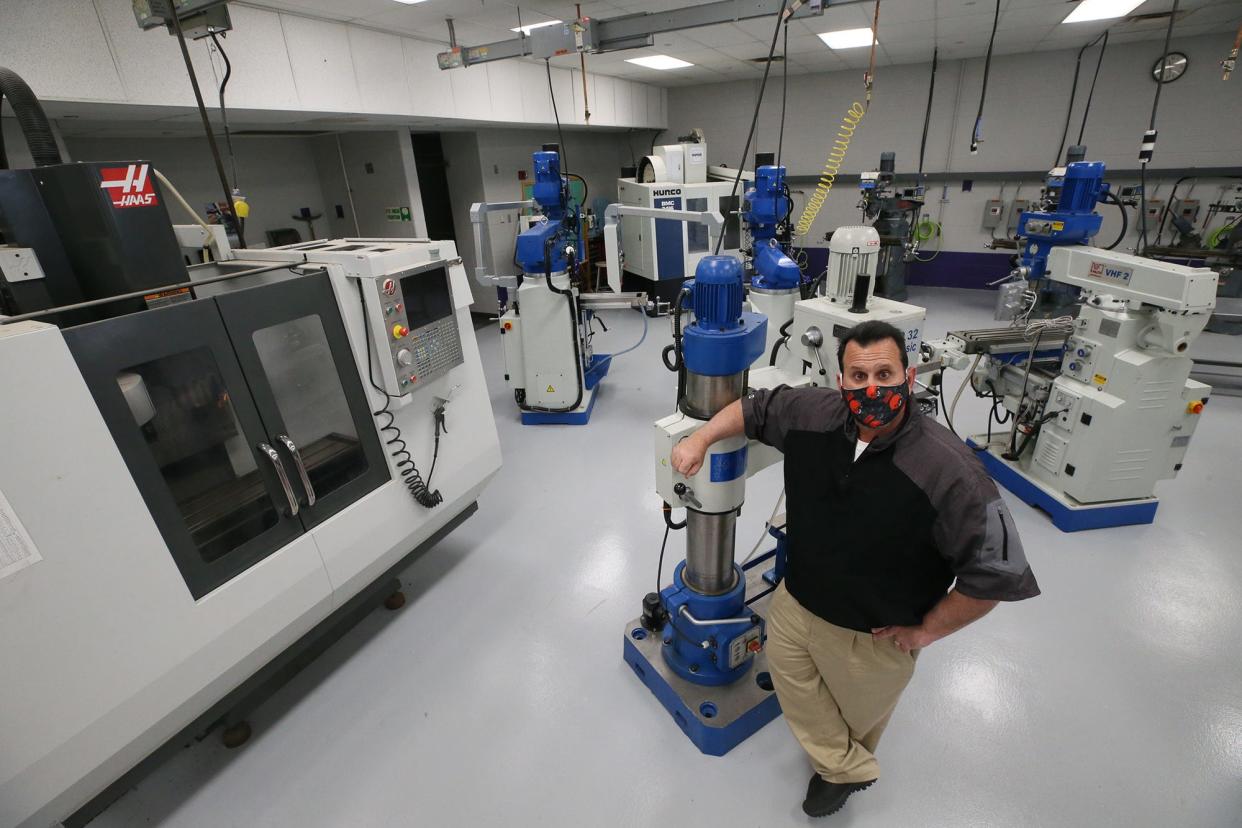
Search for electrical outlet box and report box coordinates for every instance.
[1173,198,1200,221]
[1007,198,1030,233]
[982,199,1004,229]
[1145,198,1165,221]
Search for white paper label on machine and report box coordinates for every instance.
[0,488,42,581]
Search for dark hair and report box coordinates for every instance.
[837,320,909,370]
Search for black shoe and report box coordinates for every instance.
[802,773,875,818]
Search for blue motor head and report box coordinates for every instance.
[1059,161,1106,214]
[689,255,745,331]
[751,242,801,291]
[531,147,565,219]
[681,256,768,377]
[744,165,789,244]
[516,146,581,275]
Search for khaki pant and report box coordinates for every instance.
[766,581,918,784]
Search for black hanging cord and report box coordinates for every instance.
[969,0,1001,154]
[544,59,571,180]
[777,22,789,170]
[715,0,789,254]
[0,67,63,169]
[1054,31,1108,167]
[169,12,246,248]
[1138,0,1181,252]
[1053,44,1087,167]
[1076,31,1109,146]
[1101,189,1128,250]
[208,31,240,190]
[917,47,938,176]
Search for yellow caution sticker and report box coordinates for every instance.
[1093,373,1108,386]
[1052,221,1065,231]
[546,384,556,393]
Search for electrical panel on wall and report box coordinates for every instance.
[982,199,1004,229]
[1172,198,1200,222]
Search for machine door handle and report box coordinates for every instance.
[276,434,317,506]
[258,442,299,517]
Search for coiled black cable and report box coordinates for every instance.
[356,281,443,509]
[375,405,444,508]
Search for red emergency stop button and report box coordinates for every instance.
[747,639,762,653]
[503,321,513,331]
[1187,400,1204,414]
[392,324,409,339]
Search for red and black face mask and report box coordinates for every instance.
[841,382,909,429]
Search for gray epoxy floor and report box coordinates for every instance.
[93,287,1242,828]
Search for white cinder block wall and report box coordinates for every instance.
[664,32,1242,256]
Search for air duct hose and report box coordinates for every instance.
[0,67,63,169]
[792,101,865,239]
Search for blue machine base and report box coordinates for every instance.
[622,634,782,757]
[520,385,599,426]
[622,550,785,756]
[584,353,611,390]
[967,438,1159,531]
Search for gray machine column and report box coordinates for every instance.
[681,367,744,595]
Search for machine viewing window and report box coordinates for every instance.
[116,349,279,564]
[687,198,709,253]
[400,267,453,329]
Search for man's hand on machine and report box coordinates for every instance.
[671,435,709,477]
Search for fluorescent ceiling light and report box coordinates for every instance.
[390,0,427,4]
[817,28,875,49]
[511,20,563,35]
[1062,0,1146,23]
[625,55,694,70]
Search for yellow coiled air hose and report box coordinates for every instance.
[793,101,866,240]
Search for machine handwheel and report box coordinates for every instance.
[221,721,252,749]
[384,591,407,611]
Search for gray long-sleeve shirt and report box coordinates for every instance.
[742,384,1040,631]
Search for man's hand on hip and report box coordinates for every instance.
[871,625,939,653]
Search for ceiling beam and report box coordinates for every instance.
[437,0,873,70]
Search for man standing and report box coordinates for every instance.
[671,320,1039,817]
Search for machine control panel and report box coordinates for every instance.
[378,264,464,394]
[727,624,764,669]
[1062,336,1100,382]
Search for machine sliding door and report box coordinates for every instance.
[216,273,389,528]
[64,300,307,599]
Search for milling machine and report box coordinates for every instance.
[472,145,647,425]
[743,164,802,363]
[927,246,1217,531]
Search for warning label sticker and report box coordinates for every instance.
[0,488,41,581]
[100,164,159,209]
[546,384,556,393]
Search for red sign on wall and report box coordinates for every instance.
[99,164,159,208]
